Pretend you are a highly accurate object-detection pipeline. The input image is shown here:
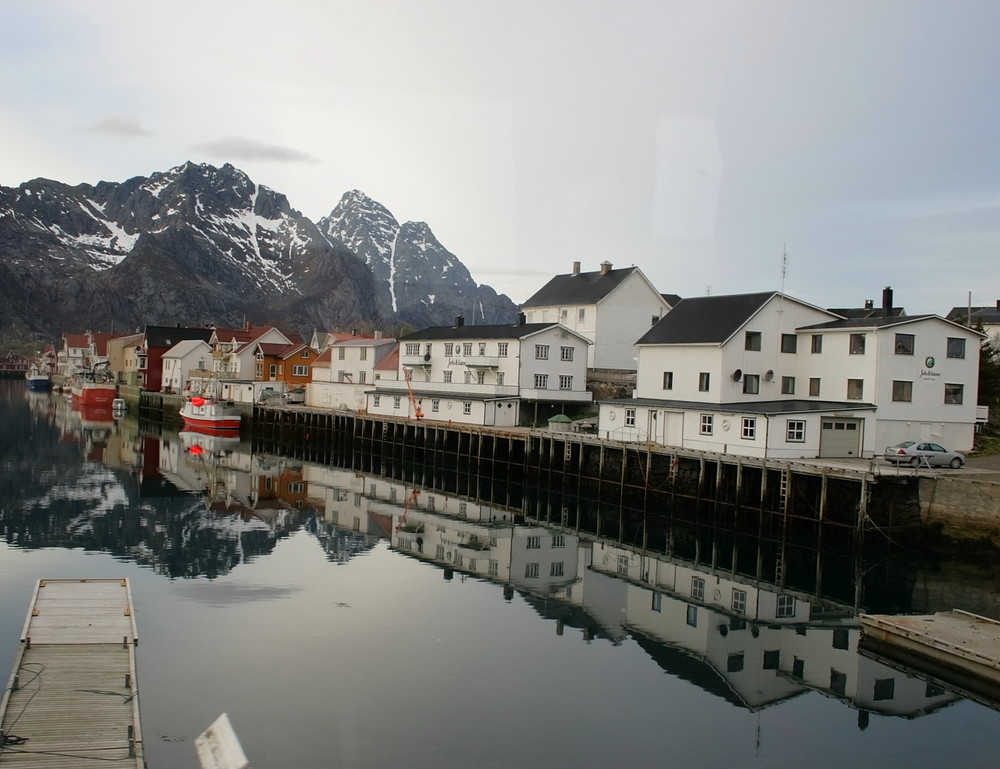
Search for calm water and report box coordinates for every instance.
[2,380,1000,769]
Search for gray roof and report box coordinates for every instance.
[827,306,904,319]
[947,304,1000,324]
[399,322,560,341]
[521,267,641,308]
[600,397,877,415]
[636,292,777,345]
[798,314,937,331]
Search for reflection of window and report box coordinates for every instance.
[894,333,915,355]
[617,555,629,576]
[700,414,713,435]
[526,536,540,549]
[743,374,760,394]
[552,534,565,548]
[727,653,745,673]
[892,380,912,402]
[832,628,850,650]
[777,595,795,617]
[831,670,848,696]
[686,605,698,627]
[732,589,747,614]
[745,331,762,351]
[550,562,564,577]
[691,577,705,601]
[781,376,795,394]
[850,333,866,354]
[944,383,964,404]
[780,334,797,353]
[652,592,662,612]
[525,563,539,578]
[786,420,805,442]
[847,379,864,399]
[763,650,780,669]
[873,678,896,701]
[947,337,966,358]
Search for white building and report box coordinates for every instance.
[306,334,398,411]
[161,339,214,395]
[598,291,983,458]
[366,319,593,427]
[520,261,674,371]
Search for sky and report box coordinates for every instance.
[2,0,999,314]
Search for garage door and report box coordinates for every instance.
[819,418,862,458]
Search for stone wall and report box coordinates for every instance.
[918,476,1000,546]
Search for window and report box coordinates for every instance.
[578,308,586,321]
[560,346,574,361]
[477,370,486,384]
[625,408,636,427]
[337,369,346,382]
[849,333,866,354]
[732,589,747,614]
[560,308,568,321]
[809,377,821,397]
[691,576,705,601]
[944,383,964,404]
[776,594,795,618]
[431,399,440,412]
[497,372,504,385]
[338,347,346,360]
[947,337,966,358]
[479,342,486,356]
[535,344,549,360]
[741,417,756,440]
[745,331,762,351]
[780,333,797,353]
[498,342,508,357]
[359,347,368,360]
[358,371,367,384]
[786,420,805,442]
[847,379,864,400]
[892,380,912,402]
[686,605,698,627]
[894,333,915,355]
[464,371,472,384]
[463,342,473,356]
[700,414,713,435]
[550,562,564,577]
[559,375,573,390]
[405,343,419,356]
[662,371,673,390]
[534,373,548,389]
[699,372,711,391]
[425,343,432,356]
[292,365,308,376]
[463,401,472,414]
[526,535,541,549]
[781,376,795,395]
[443,370,452,383]
[373,395,380,407]
[269,364,277,379]
[811,334,823,353]
[444,343,453,356]
[255,362,263,378]
[743,374,760,394]
[393,396,401,409]
[525,563,540,578]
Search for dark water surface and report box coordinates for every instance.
[1,380,999,769]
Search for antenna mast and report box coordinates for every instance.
[780,244,788,293]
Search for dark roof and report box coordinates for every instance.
[946,304,1000,324]
[798,314,938,331]
[827,307,904,319]
[521,267,642,308]
[600,397,877,415]
[144,325,213,348]
[636,292,777,345]
[399,322,561,341]
[661,293,683,308]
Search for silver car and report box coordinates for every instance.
[883,441,965,468]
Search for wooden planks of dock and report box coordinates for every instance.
[0,579,143,768]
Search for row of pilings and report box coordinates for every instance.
[250,407,879,549]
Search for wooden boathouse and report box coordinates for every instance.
[0,578,143,768]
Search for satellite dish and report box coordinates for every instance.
[732,369,743,382]
[764,370,774,381]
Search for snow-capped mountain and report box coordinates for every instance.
[0,162,516,342]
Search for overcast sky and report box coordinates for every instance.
[2,1,998,314]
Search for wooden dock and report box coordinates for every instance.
[860,609,1000,708]
[0,579,143,768]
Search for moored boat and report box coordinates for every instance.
[25,364,51,391]
[69,362,117,406]
[180,387,241,434]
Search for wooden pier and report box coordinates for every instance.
[0,578,143,768]
[860,610,1000,708]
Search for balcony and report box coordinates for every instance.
[465,356,500,368]
[374,380,519,398]
[401,353,433,367]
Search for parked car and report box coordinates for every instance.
[883,441,965,468]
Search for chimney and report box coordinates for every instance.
[864,299,873,310]
[518,312,526,326]
[996,299,1000,310]
[374,330,383,340]
[882,286,893,317]
[600,260,613,275]
[455,316,465,328]
[572,261,581,275]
